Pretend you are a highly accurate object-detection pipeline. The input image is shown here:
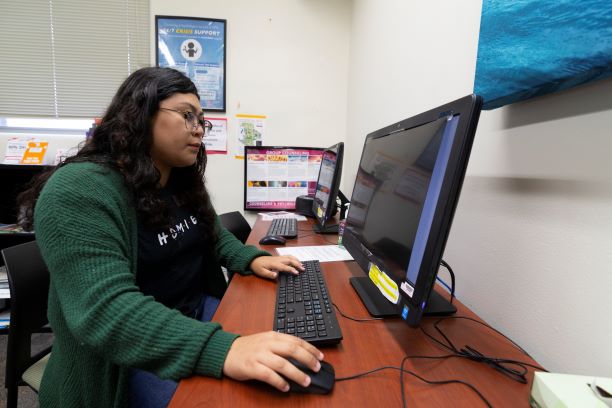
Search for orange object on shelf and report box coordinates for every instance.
[20,141,49,165]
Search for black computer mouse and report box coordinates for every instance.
[259,235,287,245]
[284,358,335,394]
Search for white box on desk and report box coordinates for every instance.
[530,372,612,408]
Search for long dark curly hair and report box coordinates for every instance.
[18,67,218,243]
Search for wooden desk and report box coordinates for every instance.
[170,216,541,407]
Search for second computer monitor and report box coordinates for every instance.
[312,142,344,234]
[243,146,325,211]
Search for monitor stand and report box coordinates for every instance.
[349,276,456,318]
[313,222,338,234]
[314,190,349,235]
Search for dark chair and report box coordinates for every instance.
[219,211,252,244]
[2,241,52,408]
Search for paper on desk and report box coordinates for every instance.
[275,245,353,262]
[258,211,307,221]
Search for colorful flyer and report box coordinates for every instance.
[234,114,266,158]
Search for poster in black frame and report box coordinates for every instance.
[155,15,227,112]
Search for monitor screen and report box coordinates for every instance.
[0,164,51,225]
[343,94,482,327]
[244,146,325,211]
[312,142,344,234]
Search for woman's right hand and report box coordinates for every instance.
[222,331,324,392]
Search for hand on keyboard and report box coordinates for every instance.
[250,255,304,279]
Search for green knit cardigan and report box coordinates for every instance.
[34,162,268,407]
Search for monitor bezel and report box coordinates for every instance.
[312,142,344,231]
[243,145,326,212]
[343,94,482,326]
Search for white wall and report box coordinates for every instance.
[347,0,612,376]
[150,0,352,220]
[344,0,481,190]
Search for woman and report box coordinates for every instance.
[18,67,323,407]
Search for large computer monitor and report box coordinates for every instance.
[244,146,325,211]
[343,94,482,327]
[312,142,346,234]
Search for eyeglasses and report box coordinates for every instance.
[159,108,213,134]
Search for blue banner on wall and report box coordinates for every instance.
[474,0,612,110]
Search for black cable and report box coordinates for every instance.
[332,302,544,372]
[302,224,341,244]
[420,316,548,383]
[427,316,536,359]
[335,358,492,407]
[403,352,541,372]
[439,259,456,304]
[335,365,401,381]
[321,235,339,245]
[333,301,547,398]
[399,356,493,408]
[296,230,336,243]
[332,302,382,322]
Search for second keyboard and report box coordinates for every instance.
[266,218,298,238]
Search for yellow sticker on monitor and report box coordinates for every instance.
[368,262,399,304]
[316,207,323,218]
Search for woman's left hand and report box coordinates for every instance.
[250,256,304,279]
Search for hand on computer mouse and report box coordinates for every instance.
[283,358,336,394]
[222,331,324,392]
[250,255,304,279]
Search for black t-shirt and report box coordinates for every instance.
[136,189,221,316]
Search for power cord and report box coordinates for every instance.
[333,357,492,407]
[297,225,340,244]
[329,304,491,405]
[438,259,456,304]
[296,230,336,243]
[399,356,493,408]
[331,301,547,405]
[397,259,540,382]
[331,261,541,382]
[332,302,382,322]
[321,235,339,245]
[420,316,548,383]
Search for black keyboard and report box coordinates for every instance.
[273,260,343,346]
[266,218,298,238]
